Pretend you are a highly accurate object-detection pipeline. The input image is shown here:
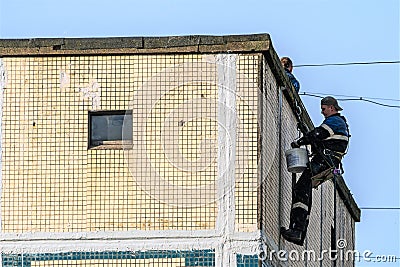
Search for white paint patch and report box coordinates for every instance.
[79,79,101,109]
[0,234,263,256]
[0,59,6,89]
[59,71,70,88]
[216,53,237,234]
[0,237,221,255]
[216,53,238,266]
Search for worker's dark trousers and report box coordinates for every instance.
[289,168,313,233]
[289,159,333,236]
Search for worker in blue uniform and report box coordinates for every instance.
[281,96,350,246]
[281,57,300,93]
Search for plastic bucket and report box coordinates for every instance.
[285,148,309,173]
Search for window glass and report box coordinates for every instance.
[89,111,132,148]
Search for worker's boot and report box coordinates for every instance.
[280,227,304,246]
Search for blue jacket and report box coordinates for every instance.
[319,114,349,152]
[285,69,300,93]
[298,113,349,153]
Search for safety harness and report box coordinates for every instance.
[295,109,350,188]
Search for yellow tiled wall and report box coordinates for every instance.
[1,54,260,233]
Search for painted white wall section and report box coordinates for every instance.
[216,53,238,266]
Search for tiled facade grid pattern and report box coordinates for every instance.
[31,258,185,267]
[279,87,300,242]
[234,54,260,232]
[2,250,216,267]
[2,55,219,232]
[278,91,304,267]
[260,59,356,267]
[260,58,281,246]
[1,54,260,233]
[302,185,323,267]
[0,51,356,266]
[337,196,356,267]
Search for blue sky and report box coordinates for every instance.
[1,0,399,266]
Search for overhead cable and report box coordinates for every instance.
[300,92,400,109]
[294,60,400,68]
[302,92,400,102]
[360,207,400,210]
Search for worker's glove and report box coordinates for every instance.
[291,140,300,148]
